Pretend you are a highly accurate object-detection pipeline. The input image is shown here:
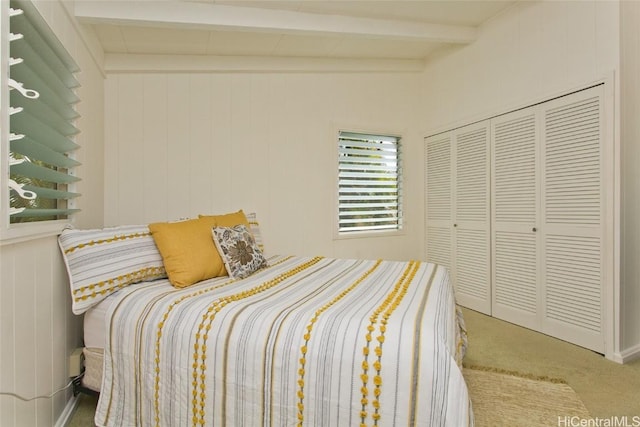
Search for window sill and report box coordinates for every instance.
[0,219,70,245]
[333,228,405,241]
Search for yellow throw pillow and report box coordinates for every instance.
[200,210,249,228]
[149,217,220,288]
[149,210,251,287]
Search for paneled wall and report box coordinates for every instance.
[0,1,104,426]
[0,237,76,427]
[620,0,640,357]
[104,72,423,261]
[420,0,618,132]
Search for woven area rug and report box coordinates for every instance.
[464,366,591,426]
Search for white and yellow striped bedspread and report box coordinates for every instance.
[95,255,472,426]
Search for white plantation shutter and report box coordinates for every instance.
[338,131,402,233]
[7,0,81,223]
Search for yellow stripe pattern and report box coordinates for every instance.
[360,261,420,426]
[73,266,166,302]
[296,260,383,426]
[153,278,235,427]
[64,231,150,254]
[153,256,293,427]
[192,256,324,426]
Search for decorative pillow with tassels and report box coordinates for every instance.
[58,225,167,314]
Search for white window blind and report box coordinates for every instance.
[338,131,402,233]
[7,0,80,223]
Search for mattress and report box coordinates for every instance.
[84,294,116,350]
[93,255,472,426]
[83,290,121,393]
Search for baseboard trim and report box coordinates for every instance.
[55,394,80,427]
[611,343,640,364]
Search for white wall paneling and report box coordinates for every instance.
[619,0,640,362]
[0,237,82,427]
[104,72,423,261]
[420,1,618,134]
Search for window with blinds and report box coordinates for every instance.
[337,131,402,234]
[6,0,80,224]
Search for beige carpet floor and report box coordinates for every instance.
[68,308,640,426]
[461,308,640,418]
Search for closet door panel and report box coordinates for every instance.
[544,95,601,226]
[545,233,601,331]
[454,123,491,314]
[491,110,540,329]
[425,133,453,271]
[494,231,537,314]
[425,123,491,315]
[455,228,490,309]
[541,87,605,352]
[425,226,451,268]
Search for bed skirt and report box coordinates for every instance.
[82,347,103,393]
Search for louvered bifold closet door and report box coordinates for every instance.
[425,133,452,270]
[491,109,540,329]
[453,122,491,314]
[541,86,605,352]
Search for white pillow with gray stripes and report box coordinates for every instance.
[58,225,167,314]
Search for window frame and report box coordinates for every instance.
[0,0,80,244]
[334,127,404,240]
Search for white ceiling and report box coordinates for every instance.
[76,0,518,61]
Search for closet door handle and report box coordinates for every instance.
[453,224,457,227]
[532,227,537,232]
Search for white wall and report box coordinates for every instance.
[0,1,104,426]
[620,0,640,358]
[420,0,618,133]
[104,71,423,261]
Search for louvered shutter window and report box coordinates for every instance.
[338,131,402,233]
[7,0,81,223]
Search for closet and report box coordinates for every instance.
[425,122,491,315]
[425,84,611,353]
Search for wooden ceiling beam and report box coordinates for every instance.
[74,0,477,44]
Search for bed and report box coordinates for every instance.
[59,212,472,427]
